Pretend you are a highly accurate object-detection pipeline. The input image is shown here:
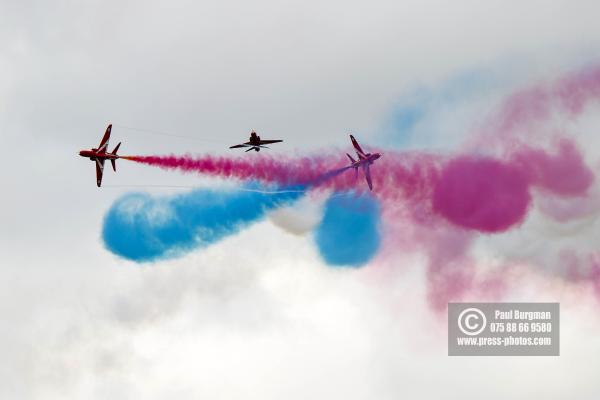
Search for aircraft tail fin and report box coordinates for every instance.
[110,143,120,172]
[347,153,359,179]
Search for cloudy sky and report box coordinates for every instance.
[2,0,600,398]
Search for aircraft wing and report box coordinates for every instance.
[98,124,112,152]
[229,144,251,149]
[363,164,373,191]
[350,135,366,157]
[96,159,105,187]
[258,139,283,145]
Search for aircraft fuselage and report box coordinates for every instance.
[79,149,120,160]
[229,131,283,152]
[350,152,381,167]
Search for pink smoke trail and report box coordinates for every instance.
[500,66,600,130]
[123,135,593,234]
[473,64,600,150]
[442,64,600,309]
[122,152,442,204]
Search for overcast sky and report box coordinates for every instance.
[2,1,600,399]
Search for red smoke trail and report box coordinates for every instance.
[123,136,593,235]
[122,152,443,204]
[124,154,352,188]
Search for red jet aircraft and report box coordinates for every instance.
[79,124,121,187]
[346,134,382,191]
[229,131,283,152]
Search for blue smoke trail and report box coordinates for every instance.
[103,185,304,262]
[314,192,381,267]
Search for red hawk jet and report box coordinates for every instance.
[229,131,283,152]
[346,134,381,191]
[79,124,121,187]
